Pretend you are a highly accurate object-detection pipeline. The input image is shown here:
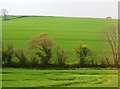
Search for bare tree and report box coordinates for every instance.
[15,48,27,67]
[1,9,8,20]
[55,47,68,66]
[103,24,119,67]
[2,45,14,66]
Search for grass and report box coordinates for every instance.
[2,68,118,87]
[2,16,117,64]
[3,16,115,50]
[2,17,118,87]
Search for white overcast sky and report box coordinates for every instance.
[0,0,119,18]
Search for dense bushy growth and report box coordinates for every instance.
[55,47,68,67]
[28,33,54,66]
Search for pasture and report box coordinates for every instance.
[2,16,117,64]
[2,16,118,87]
[2,68,118,87]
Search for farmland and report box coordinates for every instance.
[2,16,118,87]
[2,68,118,87]
[2,16,117,64]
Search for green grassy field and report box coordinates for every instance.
[2,16,117,64]
[2,68,118,87]
[3,16,116,49]
[2,17,119,88]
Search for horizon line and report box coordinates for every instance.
[1,14,118,19]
